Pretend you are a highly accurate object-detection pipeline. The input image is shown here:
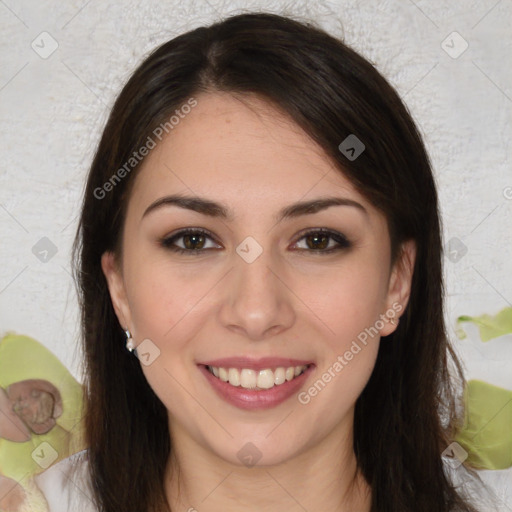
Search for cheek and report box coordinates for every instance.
[124,255,205,340]
[122,258,213,399]
[124,240,390,346]
[293,253,387,407]
[301,257,390,345]
[297,277,383,427]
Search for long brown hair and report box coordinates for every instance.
[73,12,483,512]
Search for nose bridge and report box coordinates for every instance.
[236,246,276,304]
[219,236,295,339]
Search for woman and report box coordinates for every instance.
[71,12,492,512]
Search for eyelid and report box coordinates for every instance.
[290,227,351,252]
[160,227,351,254]
[160,228,221,251]
[291,227,349,243]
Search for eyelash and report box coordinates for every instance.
[160,228,351,255]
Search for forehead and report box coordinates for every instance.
[128,92,371,219]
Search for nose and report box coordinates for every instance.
[218,245,296,341]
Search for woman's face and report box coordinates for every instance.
[102,92,414,467]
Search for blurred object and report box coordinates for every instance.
[457,307,512,342]
[454,307,512,471]
[0,333,86,512]
[456,379,512,470]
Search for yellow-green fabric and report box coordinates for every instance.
[456,379,512,470]
[0,332,85,480]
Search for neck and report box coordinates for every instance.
[164,420,371,512]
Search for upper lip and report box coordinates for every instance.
[198,357,314,371]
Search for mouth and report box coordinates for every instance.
[205,364,311,390]
[197,360,315,410]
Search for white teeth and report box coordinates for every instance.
[218,367,229,382]
[240,369,256,388]
[207,365,308,390]
[228,368,240,386]
[257,369,275,389]
[274,367,286,385]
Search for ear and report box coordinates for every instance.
[101,251,132,331]
[379,239,416,337]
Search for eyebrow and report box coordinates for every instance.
[142,194,368,222]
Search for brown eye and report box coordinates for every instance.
[305,233,330,250]
[293,229,351,253]
[182,233,206,250]
[161,228,221,254]
[160,227,351,255]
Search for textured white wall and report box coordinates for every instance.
[1,0,511,507]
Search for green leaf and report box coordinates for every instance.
[457,307,512,342]
[455,379,512,470]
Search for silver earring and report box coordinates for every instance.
[124,329,135,352]
[390,317,400,326]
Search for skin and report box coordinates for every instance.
[102,91,416,512]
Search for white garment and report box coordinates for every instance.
[34,450,97,512]
[443,458,512,512]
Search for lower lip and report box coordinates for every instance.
[198,364,314,410]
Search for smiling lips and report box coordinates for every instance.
[207,364,309,390]
[199,358,314,408]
